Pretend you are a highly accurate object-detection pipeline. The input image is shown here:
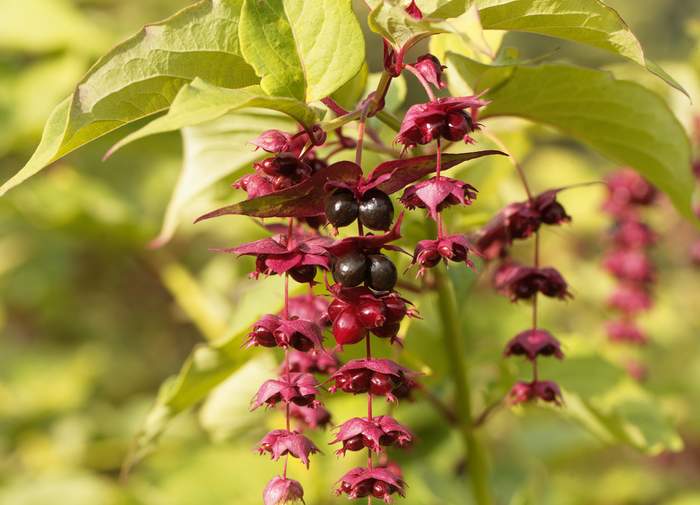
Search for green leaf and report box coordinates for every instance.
[238,0,365,102]
[0,0,258,197]
[152,111,295,247]
[475,0,689,97]
[331,63,369,111]
[106,80,319,157]
[123,333,252,472]
[562,382,683,455]
[448,55,695,219]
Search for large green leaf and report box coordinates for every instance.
[475,0,688,96]
[106,80,319,157]
[238,0,365,102]
[0,0,258,197]
[448,55,695,219]
[152,111,295,247]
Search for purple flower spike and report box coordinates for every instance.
[494,262,572,301]
[257,430,320,467]
[504,329,564,361]
[509,380,563,406]
[603,249,655,283]
[412,234,475,275]
[251,373,319,410]
[336,467,406,503]
[400,176,477,219]
[263,476,305,505]
[413,54,446,89]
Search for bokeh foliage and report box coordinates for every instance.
[1,1,700,505]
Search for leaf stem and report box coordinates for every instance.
[434,268,493,505]
[376,110,402,132]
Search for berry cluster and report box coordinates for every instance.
[196,33,508,500]
[601,169,658,374]
[475,186,572,406]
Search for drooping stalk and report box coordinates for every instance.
[434,269,493,505]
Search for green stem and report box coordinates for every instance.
[376,110,401,132]
[434,268,494,505]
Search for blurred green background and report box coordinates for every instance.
[1,1,700,504]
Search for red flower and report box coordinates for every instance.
[509,380,563,406]
[603,249,654,283]
[396,96,486,148]
[400,176,477,219]
[220,234,332,279]
[330,416,413,455]
[289,403,332,430]
[603,169,656,216]
[493,262,572,301]
[257,430,320,467]
[251,373,319,410]
[504,329,564,361]
[245,315,324,352]
[286,349,340,375]
[336,467,406,502]
[607,284,652,314]
[606,320,647,345]
[412,234,475,275]
[610,219,656,249]
[286,293,330,327]
[329,359,418,402]
[251,130,304,154]
[263,476,305,505]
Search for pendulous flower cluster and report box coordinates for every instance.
[196,30,505,500]
[601,169,658,361]
[475,186,573,406]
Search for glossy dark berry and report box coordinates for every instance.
[325,189,358,228]
[366,254,397,292]
[359,190,394,231]
[333,252,368,287]
[250,327,277,347]
[442,110,473,141]
[332,309,367,346]
[371,321,400,339]
[383,294,407,323]
[289,265,317,283]
[344,435,365,452]
[539,201,568,225]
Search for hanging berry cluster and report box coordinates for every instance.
[196,16,506,501]
[601,169,657,375]
[475,185,573,406]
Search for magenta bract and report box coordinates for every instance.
[251,373,319,410]
[336,467,406,502]
[329,359,418,402]
[412,234,475,275]
[257,429,320,467]
[400,176,477,220]
[263,476,305,505]
[509,380,563,406]
[494,263,572,301]
[289,403,332,430]
[413,54,446,89]
[504,329,563,361]
[330,415,413,455]
[606,319,648,344]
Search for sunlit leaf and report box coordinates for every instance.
[448,55,695,219]
[238,0,365,102]
[0,0,258,196]
[475,0,689,97]
[107,81,319,157]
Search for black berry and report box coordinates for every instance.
[366,254,397,292]
[325,189,359,228]
[289,265,317,283]
[332,252,368,287]
[358,190,394,231]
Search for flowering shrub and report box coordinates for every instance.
[1,1,697,504]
